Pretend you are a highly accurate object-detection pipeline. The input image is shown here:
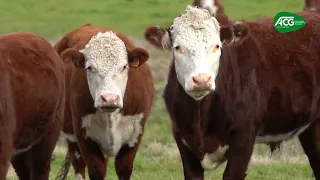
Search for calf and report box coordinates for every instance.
[54,24,154,180]
[145,6,320,180]
[0,32,65,179]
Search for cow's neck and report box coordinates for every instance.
[176,82,214,156]
[81,109,144,157]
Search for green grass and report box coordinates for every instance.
[3,0,316,179]
[0,0,305,39]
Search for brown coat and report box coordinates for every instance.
[0,32,65,180]
[159,11,320,180]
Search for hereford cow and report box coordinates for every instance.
[145,6,320,180]
[304,0,320,12]
[54,24,154,180]
[0,32,65,179]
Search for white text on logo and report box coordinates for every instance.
[274,16,294,26]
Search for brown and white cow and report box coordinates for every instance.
[304,0,320,12]
[54,24,154,180]
[145,6,320,180]
[0,32,65,179]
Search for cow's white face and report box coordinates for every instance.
[80,32,129,111]
[170,6,222,100]
[145,7,250,101]
[62,31,149,113]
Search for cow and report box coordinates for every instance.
[54,23,154,180]
[144,6,320,180]
[0,32,65,180]
[304,0,320,12]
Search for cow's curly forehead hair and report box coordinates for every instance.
[170,5,220,36]
[80,31,127,66]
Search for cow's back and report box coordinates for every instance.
[243,12,320,119]
[0,32,65,147]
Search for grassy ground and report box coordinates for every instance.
[3,0,316,179]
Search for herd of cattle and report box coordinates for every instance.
[1,0,320,179]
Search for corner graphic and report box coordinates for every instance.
[274,12,306,33]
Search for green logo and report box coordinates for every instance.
[273,12,306,33]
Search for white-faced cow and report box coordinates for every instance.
[0,32,65,180]
[54,24,154,180]
[145,6,320,180]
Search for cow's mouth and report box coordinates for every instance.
[187,90,211,100]
[99,107,118,113]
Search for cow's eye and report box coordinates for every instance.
[212,44,220,52]
[121,64,129,73]
[174,45,184,54]
[85,65,92,71]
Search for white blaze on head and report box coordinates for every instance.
[80,32,128,111]
[61,30,149,113]
[170,6,222,100]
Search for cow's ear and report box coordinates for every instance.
[220,21,249,45]
[61,48,85,68]
[127,47,149,68]
[144,25,172,51]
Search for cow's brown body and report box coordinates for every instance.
[54,24,154,180]
[158,12,320,179]
[0,32,65,180]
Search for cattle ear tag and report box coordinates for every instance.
[130,59,139,68]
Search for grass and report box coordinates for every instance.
[2,0,316,179]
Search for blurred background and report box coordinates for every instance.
[2,0,314,179]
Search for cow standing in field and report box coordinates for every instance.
[54,24,154,180]
[145,6,320,180]
[0,32,65,180]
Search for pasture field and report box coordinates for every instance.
[2,0,315,179]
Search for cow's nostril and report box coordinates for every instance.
[100,95,107,103]
[192,76,199,84]
[115,95,120,102]
[207,76,212,83]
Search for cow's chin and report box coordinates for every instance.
[98,107,119,113]
[186,90,211,101]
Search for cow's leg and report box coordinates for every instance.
[0,132,13,180]
[114,138,142,180]
[29,124,61,180]
[67,140,86,179]
[11,153,31,180]
[173,131,204,180]
[299,120,320,180]
[76,134,106,180]
[222,127,255,180]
